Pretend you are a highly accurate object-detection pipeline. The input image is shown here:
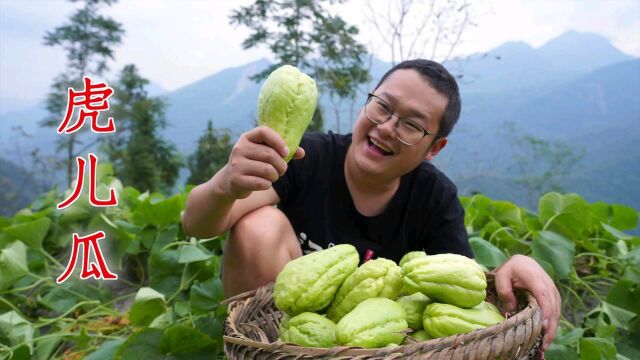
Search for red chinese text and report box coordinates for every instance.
[58,76,116,134]
[57,153,118,209]
[56,231,118,284]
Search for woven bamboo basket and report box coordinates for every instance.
[223,273,543,359]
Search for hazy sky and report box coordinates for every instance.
[0,0,638,111]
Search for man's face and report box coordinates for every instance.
[348,69,449,180]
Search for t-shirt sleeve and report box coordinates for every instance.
[422,193,474,258]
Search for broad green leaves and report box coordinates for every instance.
[539,192,590,239]
[0,311,34,355]
[531,231,575,279]
[463,191,639,358]
[0,241,29,290]
[129,287,167,327]
[3,217,51,249]
[469,237,507,269]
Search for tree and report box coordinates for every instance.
[187,120,234,186]
[102,64,152,173]
[505,122,584,207]
[230,0,370,132]
[105,64,181,193]
[42,0,124,187]
[365,0,475,65]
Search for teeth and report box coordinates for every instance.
[370,138,392,154]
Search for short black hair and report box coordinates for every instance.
[374,59,461,137]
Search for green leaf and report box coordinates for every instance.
[0,241,29,291]
[190,277,224,315]
[159,324,214,354]
[36,329,63,360]
[555,327,584,346]
[539,192,590,239]
[546,343,579,360]
[178,243,214,263]
[601,302,636,330]
[129,287,167,327]
[114,328,164,360]
[84,339,125,360]
[490,200,523,227]
[469,237,508,269]
[579,337,617,360]
[606,280,640,315]
[601,223,634,241]
[0,216,11,230]
[148,225,183,296]
[531,231,575,279]
[194,316,224,343]
[3,217,51,249]
[132,195,183,229]
[592,202,639,230]
[0,311,34,354]
[174,300,191,318]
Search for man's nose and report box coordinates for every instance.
[376,115,399,138]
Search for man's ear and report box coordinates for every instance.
[425,137,448,161]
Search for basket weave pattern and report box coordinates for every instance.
[223,274,543,359]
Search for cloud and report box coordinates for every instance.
[0,0,638,107]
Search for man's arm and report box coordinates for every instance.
[181,126,304,238]
[182,173,279,238]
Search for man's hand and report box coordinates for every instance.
[222,125,304,199]
[494,255,561,355]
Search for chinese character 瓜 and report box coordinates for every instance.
[56,231,118,284]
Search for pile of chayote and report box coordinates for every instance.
[273,245,505,349]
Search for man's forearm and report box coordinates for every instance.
[182,167,235,238]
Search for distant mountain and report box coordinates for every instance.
[442,59,640,208]
[1,30,638,213]
[162,58,270,153]
[537,30,633,72]
[0,157,46,216]
[450,31,635,102]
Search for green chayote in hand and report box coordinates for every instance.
[397,292,432,330]
[402,253,487,308]
[278,312,337,348]
[336,297,408,348]
[423,301,504,338]
[258,64,318,162]
[274,244,359,315]
[326,258,402,322]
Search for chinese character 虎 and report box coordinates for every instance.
[56,231,118,284]
[58,76,116,134]
[57,153,118,209]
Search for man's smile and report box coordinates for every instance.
[367,136,394,156]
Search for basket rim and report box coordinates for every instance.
[223,275,544,357]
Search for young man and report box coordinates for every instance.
[182,59,560,354]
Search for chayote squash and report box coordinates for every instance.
[326,258,402,322]
[274,244,359,315]
[397,292,432,330]
[412,329,432,342]
[258,64,318,162]
[278,312,337,348]
[399,251,427,268]
[401,253,487,308]
[336,297,408,348]
[423,301,505,338]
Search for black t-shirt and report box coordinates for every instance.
[272,131,473,264]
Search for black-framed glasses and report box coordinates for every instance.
[364,93,434,146]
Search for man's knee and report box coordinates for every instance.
[229,206,297,254]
